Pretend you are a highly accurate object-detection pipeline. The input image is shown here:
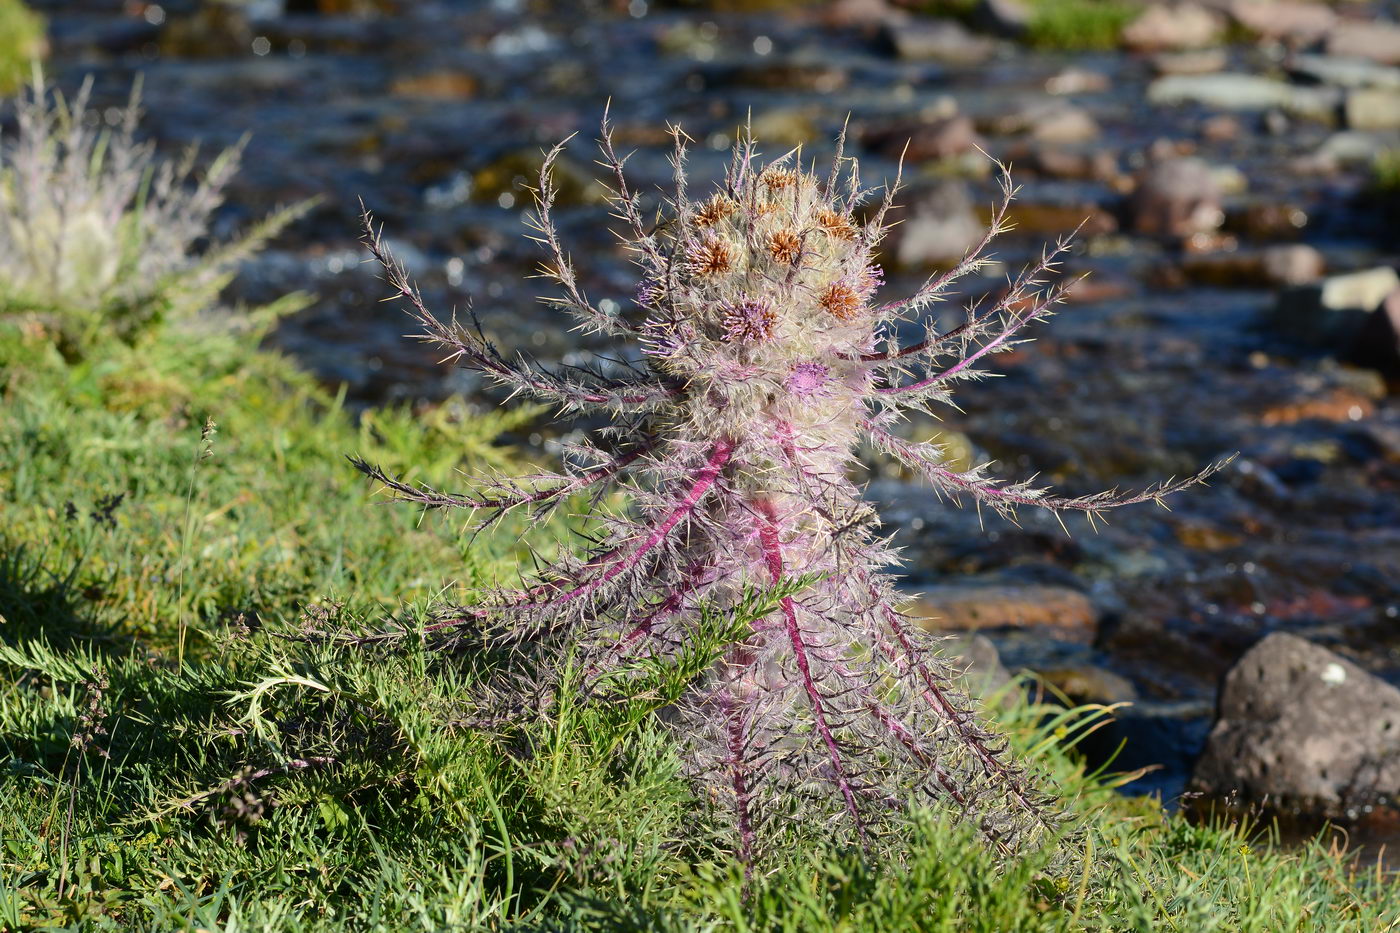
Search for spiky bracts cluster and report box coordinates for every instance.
[357,117,1229,863]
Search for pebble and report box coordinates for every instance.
[1345,88,1400,131]
[1122,3,1225,52]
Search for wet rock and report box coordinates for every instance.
[1274,266,1400,345]
[749,108,819,146]
[1256,384,1377,425]
[863,113,984,163]
[1123,3,1225,52]
[973,0,1030,38]
[390,70,478,99]
[1313,130,1398,168]
[911,583,1098,640]
[887,180,985,267]
[1225,0,1336,44]
[1131,157,1224,239]
[1027,104,1101,144]
[822,0,909,29]
[720,62,848,93]
[1006,201,1118,236]
[1153,49,1228,76]
[881,19,995,64]
[1348,287,1400,380]
[1026,147,1120,182]
[1261,244,1325,286]
[1345,88,1400,131]
[471,150,604,208]
[1180,244,1323,288]
[1044,67,1110,95]
[1191,633,1400,817]
[1037,665,1138,705]
[1201,113,1243,141]
[940,632,1016,701]
[1148,73,1338,117]
[1291,54,1400,91]
[1325,20,1400,67]
[160,5,255,58]
[1224,202,1308,241]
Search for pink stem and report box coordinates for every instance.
[752,498,865,836]
[514,439,734,610]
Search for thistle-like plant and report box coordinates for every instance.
[0,71,309,347]
[357,118,1226,863]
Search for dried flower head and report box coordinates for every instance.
[358,117,1229,866]
[817,207,858,241]
[761,166,799,190]
[694,194,738,228]
[818,280,863,322]
[689,234,735,277]
[767,229,803,266]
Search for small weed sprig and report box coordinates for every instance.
[0,71,312,350]
[359,118,1227,864]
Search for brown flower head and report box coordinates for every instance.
[689,234,734,277]
[693,195,737,228]
[818,280,862,322]
[816,208,858,241]
[768,229,802,265]
[761,167,799,191]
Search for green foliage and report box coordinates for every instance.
[0,322,542,651]
[1372,149,1400,194]
[1,303,1396,929]
[0,1,43,96]
[1023,0,1138,51]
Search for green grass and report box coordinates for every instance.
[1373,149,1400,195]
[0,0,43,96]
[1023,0,1139,51]
[3,322,1399,930]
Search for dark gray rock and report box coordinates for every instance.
[1131,157,1224,238]
[940,632,1016,703]
[888,181,985,268]
[1273,266,1400,346]
[973,0,1030,38]
[881,19,996,63]
[1348,287,1400,380]
[1191,633,1400,816]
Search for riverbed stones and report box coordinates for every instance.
[1123,3,1225,52]
[1345,88,1400,131]
[1191,633,1400,816]
[1348,287,1400,379]
[911,583,1098,639]
[1291,55,1400,91]
[1325,20,1400,67]
[1148,73,1337,117]
[888,180,985,268]
[882,19,995,63]
[1132,157,1225,238]
[1225,0,1336,44]
[1274,266,1400,345]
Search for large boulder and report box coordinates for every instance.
[1191,633,1400,816]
